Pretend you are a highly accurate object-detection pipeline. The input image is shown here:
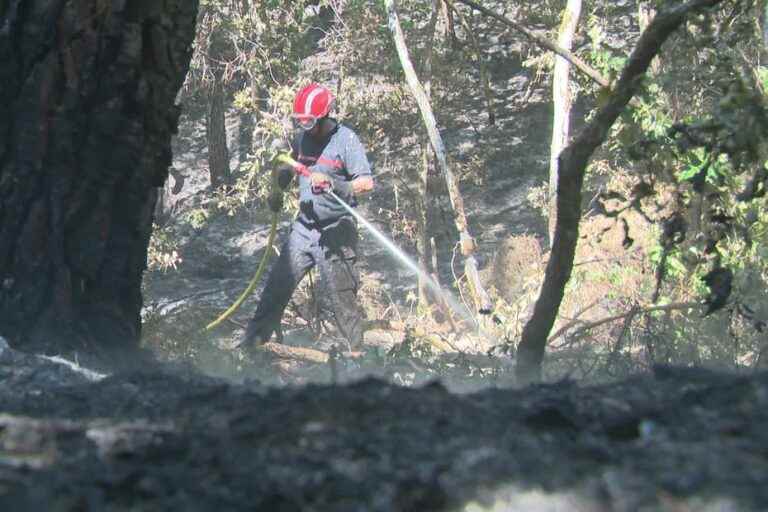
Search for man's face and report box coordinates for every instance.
[293,114,318,132]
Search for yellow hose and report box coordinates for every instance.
[204,212,279,331]
[205,164,293,331]
[204,153,296,331]
[276,153,303,171]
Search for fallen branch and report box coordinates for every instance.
[258,343,328,364]
[257,343,363,365]
[548,301,702,344]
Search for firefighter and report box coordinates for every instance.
[239,83,374,349]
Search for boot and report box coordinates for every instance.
[236,318,283,348]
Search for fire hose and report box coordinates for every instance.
[204,153,331,331]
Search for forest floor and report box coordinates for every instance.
[1,339,767,511]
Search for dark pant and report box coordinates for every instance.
[245,217,365,347]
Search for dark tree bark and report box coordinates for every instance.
[515,0,726,384]
[205,74,231,188]
[440,0,459,49]
[0,0,199,362]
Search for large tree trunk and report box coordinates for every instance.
[515,0,726,384]
[206,74,231,189]
[385,0,492,315]
[0,0,199,362]
[548,0,582,244]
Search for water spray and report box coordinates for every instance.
[277,154,480,329]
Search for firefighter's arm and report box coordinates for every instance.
[272,138,296,190]
[276,164,295,189]
[343,130,373,195]
[310,173,373,196]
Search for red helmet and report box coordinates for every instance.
[292,83,334,130]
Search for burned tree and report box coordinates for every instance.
[206,74,232,189]
[0,0,198,362]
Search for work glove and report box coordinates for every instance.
[276,163,294,190]
[310,172,355,196]
[267,191,283,213]
[310,172,333,194]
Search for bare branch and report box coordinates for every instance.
[548,302,702,344]
[454,0,610,88]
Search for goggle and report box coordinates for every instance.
[291,114,318,131]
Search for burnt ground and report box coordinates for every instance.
[1,340,767,512]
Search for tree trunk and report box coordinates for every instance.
[515,0,726,384]
[445,0,496,126]
[154,186,168,225]
[206,75,231,189]
[0,0,199,362]
[238,111,255,167]
[548,0,582,244]
[440,0,459,49]
[417,0,440,312]
[417,145,433,310]
[385,0,492,315]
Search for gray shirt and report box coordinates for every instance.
[292,121,372,226]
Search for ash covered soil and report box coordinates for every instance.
[1,342,767,512]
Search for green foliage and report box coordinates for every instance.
[147,224,182,272]
[758,66,768,93]
[579,0,768,370]
[183,208,211,230]
[676,149,732,185]
[584,11,631,82]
